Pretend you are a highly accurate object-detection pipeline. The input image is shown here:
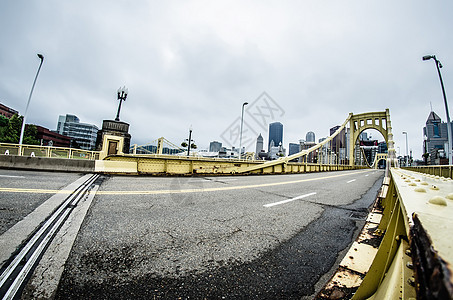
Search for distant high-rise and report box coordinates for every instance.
[330,125,345,153]
[306,131,315,143]
[268,122,283,151]
[423,110,453,165]
[288,143,299,156]
[255,134,264,159]
[209,141,222,152]
[359,132,369,141]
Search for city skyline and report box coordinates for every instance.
[1,1,453,160]
[2,100,391,156]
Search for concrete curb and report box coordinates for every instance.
[0,155,95,173]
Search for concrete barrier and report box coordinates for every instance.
[0,155,95,173]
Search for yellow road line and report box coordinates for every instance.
[0,170,376,195]
[0,188,70,194]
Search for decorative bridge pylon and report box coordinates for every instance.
[237,109,397,174]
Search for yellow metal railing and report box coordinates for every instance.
[0,143,100,160]
[404,165,453,179]
[318,167,453,299]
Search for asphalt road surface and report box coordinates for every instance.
[0,170,84,235]
[49,169,384,299]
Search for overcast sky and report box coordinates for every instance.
[1,0,452,159]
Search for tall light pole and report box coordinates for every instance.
[423,55,452,165]
[239,102,248,159]
[115,86,128,121]
[423,135,429,165]
[187,125,193,157]
[402,131,408,166]
[18,53,44,154]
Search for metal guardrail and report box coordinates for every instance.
[0,143,100,160]
[318,167,453,299]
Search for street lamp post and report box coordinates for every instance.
[423,55,452,165]
[239,102,248,159]
[115,86,128,121]
[423,135,429,165]
[187,126,193,157]
[402,131,408,166]
[18,54,44,155]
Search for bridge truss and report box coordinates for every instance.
[100,109,397,175]
[237,109,397,174]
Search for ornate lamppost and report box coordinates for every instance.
[181,125,197,156]
[115,86,128,121]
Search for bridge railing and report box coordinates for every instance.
[404,165,453,179]
[318,166,453,299]
[101,153,367,175]
[0,143,100,160]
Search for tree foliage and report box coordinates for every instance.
[0,114,39,145]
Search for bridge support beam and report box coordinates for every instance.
[348,110,390,166]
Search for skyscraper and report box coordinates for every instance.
[330,125,346,155]
[423,110,453,164]
[255,134,263,159]
[268,122,283,151]
[306,131,315,143]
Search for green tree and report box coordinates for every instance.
[0,115,9,141]
[3,114,21,143]
[0,115,8,127]
[24,124,39,145]
[0,114,39,145]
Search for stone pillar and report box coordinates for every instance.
[96,120,131,159]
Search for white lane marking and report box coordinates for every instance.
[0,175,25,178]
[365,174,369,177]
[347,179,356,183]
[264,192,317,208]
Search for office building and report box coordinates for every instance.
[209,141,222,152]
[268,122,283,151]
[378,142,388,153]
[288,143,300,156]
[0,103,19,119]
[330,126,346,153]
[56,114,98,150]
[359,132,369,141]
[423,110,453,165]
[35,125,71,147]
[268,140,285,160]
[330,125,346,163]
[300,139,317,163]
[255,134,264,159]
[306,131,315,143]
[288,142,300,162]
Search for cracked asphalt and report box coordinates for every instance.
[56,169,384,299]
